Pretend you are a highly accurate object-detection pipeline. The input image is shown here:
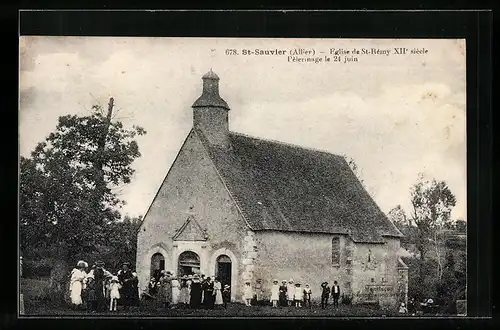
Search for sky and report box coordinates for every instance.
[19,37,467,221]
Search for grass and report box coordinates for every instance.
[23,299,402,317]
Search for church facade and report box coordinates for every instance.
[136,70,408,307]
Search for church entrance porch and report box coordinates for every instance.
[177,251,201,277]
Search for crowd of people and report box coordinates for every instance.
[69,260,139,312]
[146,271,230,309]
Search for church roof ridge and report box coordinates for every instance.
[228,131,347,162]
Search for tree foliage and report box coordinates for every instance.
[20,102,146,260]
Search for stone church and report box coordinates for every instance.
[136,70,408,307]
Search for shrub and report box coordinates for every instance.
[341,293,353,305]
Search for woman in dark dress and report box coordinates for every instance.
[189,274,202,309]
[202,277,214,309]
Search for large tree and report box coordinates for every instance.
[20,98,146,300]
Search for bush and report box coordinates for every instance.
[341,293,353,305]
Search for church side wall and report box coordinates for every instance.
[350,237,401,308]
[136,131,248,301]
[252,231,350,302]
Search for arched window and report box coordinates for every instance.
[332,237,340,266]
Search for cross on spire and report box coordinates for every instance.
[210,48,216,70]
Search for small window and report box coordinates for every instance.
[332,237,340,265]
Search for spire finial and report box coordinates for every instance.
[210,48,216,71]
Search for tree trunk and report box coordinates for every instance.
[49,247,70,305]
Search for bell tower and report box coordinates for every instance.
[191,70,230,148]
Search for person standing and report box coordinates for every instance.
[179,276,189,307]
[331,281,340,308]
[69,261,87,309]
[303,283,312,309]
[320,282,330,309]
[255,279,263,305]
[109,276,121,312]
[117,262,134,310]
[171,276,180,308]
[92,261,113,312]
[222,284,231,309]
[286,279,295,307]
[294,282,303,307]
[270,280,280,308]
[203,277,215,309]
[163,271,173,309]
[85,274,97,312]
[213,278,224,309]
[279,280,287,307]
[189,274,202,309]
[243,281,253,306]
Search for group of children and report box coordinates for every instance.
[241,278,340,308]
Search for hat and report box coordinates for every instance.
[273,279,278,283]
[111,276,119,282]
[305,283,310,287]
[166,271,172,275]
[295,282,301,286]
[400,302,406,306]
[77,260,86,268]
[321,282,328,287]
[122,262,130,267]
[86,274,94,279]
[132,272,137,277]
[193,274,200,279]
[224,284,230,289]
[188,275,193,279]
[282,280,287,283]
[245,280,251,284]
[288,279,294,283]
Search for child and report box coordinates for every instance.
[286,279,295,306]
[399,302,408,314]
[321,282,330,309]
[243,281,253,306]
[270,279,280,308]
[109,276,122,312]
[222,284,231,309]
[294,282,303,307]
[303,283,312,308]
[279,280,287,307]
[85,275,97,312]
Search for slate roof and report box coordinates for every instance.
[193,129,403,243]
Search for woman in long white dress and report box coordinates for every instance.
[270,279,280,308]
[69,260,87,308]
[213,278,223,308]
[171,276,180,307]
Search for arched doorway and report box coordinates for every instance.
[177,251,200,277]
[216,255,232,288]
[150,252,165,281]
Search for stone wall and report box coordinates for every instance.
[350,237,402,307]
[252,231,351,302]
[136,131,248,301]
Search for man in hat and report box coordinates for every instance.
[321,282,331,309]
[118,262,136,310]
[279,280,288,307]
[331,280,340,308]
[189,274,202,309]
[202,277,214,309]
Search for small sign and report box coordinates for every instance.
[365,284,393,293]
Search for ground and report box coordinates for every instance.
[24,300,402,317]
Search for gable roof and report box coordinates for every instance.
[193,129,403,243]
